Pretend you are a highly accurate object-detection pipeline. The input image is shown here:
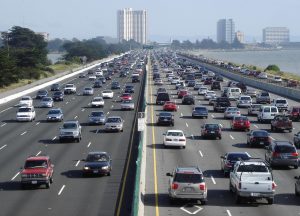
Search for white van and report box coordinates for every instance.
[257,106,279,122]
[226,87,241,100]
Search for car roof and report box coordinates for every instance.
[87,151,108,155]
[226,152,251,156]
[107,116,122,119]
[64,120,79,123]
[175,167,202,174]
[166,130,184,133]
[27,156,50,161]
[273,141,293,146]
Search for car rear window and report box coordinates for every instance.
[253,131,268,137]
[205,124,220,129]
[237,164,268,172]
[275,145,296,153]
[292,108,300,112]
[227,154,250,161]
[195,107,207,111]
[276,100,287,104]
[271,107,278,112]
[261,92,269,96]
[174,173,204,183]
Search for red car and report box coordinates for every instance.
[163,101,177,112]
[231,115,251,131]
[178,90,188,99]
[204,78,213,85]
[120,93,132,101]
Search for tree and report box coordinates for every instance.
[264,64,280,72]
[0,49,18,87]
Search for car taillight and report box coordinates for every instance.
[237,111,240,114]
[272,152,280,157]
[272,182,277,190]
[199,183,206,191]
[268,137,272,142]
[225,162,232,167]
[179,138,186,141]
[172,183,179,190]
[291,152,299,157]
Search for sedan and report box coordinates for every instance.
[93,81,102,88]
[102,90,114,99]
[201,123,222,139]
[46,108,64,122]
[245,89,257,97]
[39,97,54,108]
[156,112,174,126]
[120,93,133,101]
[224,107,241,119]
[198,87,208,95]
[50,83,60,91]
[83,87,94,96]
[163,101,177,112]
[171,77,180,84]
[91,97,104,107]
[247,130,271,147]
[120,100,134,110]
[154,78,163,85]
[82,152,112,176]
[125,85,134,93]
[220,152,251,176]
[192,106,208,118]
[52,91,64,101]
[36,89,48,99]
[247,104,261,116]
[105,116,124,132]
[19,96,33,107]
[178,90,188,99]
[204,91,216,100]
[182,94,195,105]
[194,83,203,90]
[88,111,106,125]
[163,130,186,149]
[231,115,251,131]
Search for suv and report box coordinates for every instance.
[256,91,271,104]
[166,167,207,204]
[213,97,231,112]
[287,106,300,121]
[59,120,82,142]
[211,81,221,90]
[271,98,288,112]
[20,156,54,189]
[265,141,299,168]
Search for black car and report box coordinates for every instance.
[52,91,64,101]
[201,123,222,139]
[111,81,120,89]
[182,94,195,105]
[36,89,48,99]
[132,75,140,83]
[213,97,231,112]
[211,81,221,90]
[192,106,208,118]
[246,130,271,147]
[125,85,135,93]
[94,81,102,88]
[220,152,251,176]
[105,75,112,80]
[50,83,60,91]
[236,82,247,93]
[156,112,174,126]
[187,80,196,87]
[215,76,224,82]
[98,77,106,84]
[82,152,112,176]
[156,92,170,105]
[153,73,160,80]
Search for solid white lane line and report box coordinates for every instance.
[87,142,92,148]
[254,124,258,128]
[186,123,189,127]
[36,151,42,156]
[52,136,57,141]
[211,176,216,184]
[20,131,27,136]
[0,144,7,150]
[35,122,40,125]
[74,116,78,119]
[199,150,203,157]
[58,185,66,196]
[211,114,215,118]
[270,136,275,140]
[75,160,80,167]
[1,123,7,127]
[229,134,235,140]
[11,172,20,181]
[0,107,12,114]
[226,209,232,216]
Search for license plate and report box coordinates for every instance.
[174,139,179,141]
[260,142,264,145]
[31,181,37,184]
[93,170,99,174]
[210,131,215,134]
[164,119,168,121]
[184,187,192,192]
[251,192,260,196]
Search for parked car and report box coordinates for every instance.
[220,152,251,176]
[59,120,82,142]
[247,130,271,148]
[82,152,112,176]
[156,112,174,126]
[16,106,36,122]
[46,108,64,122]
[201,123,222,139]
[192,106,208,118]
[105,116,124,132]
[231,116,251,131]
[163,130,186,148]
[270,115,293,132]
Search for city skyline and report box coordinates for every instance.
[0,0,300,42]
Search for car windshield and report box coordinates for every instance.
[66,84,73,87]
[227,154,250,161]
[18,108,31,112]
[86,154,109,162]
[21,97,30,101]
[228,108,238,111]
[91,112,104,117]
[234,116,248,121]
[93,98,103,102]
[261,92,269,96]
[48,110,61,114]
[25,160,48,168]
[237,164,268,172]
[275,145,296,153]
[292,108,300,112]
[63,123,77,129]
[205,124,219,129]
[42,97,52,101]
[276,100,287,103]
[54,92,62,95]
[195,107,206,111]
[241,97,250,100]
[107,118,122,123]
[38,90,47,94]
[174,173,204,183]
[103,90,112,93]
[253,131,268,137]
[166,131,183,136]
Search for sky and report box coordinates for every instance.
[1,0,300,42]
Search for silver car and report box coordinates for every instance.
[59,120,82,142]
[40,97,54,108]
[46,108,63,122]
[83,87,94,95]
[224,107,241,119]
[248,104,261,116]
[88,111,106,125]
[166,167,207,204]
[105,116,124,132]
[120,100,134,110]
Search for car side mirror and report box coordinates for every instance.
[163,133,166,135]
[166,172,172,177]
[220,156,225,159]
[82,159,86,161]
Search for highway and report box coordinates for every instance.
[0,54,144,216]
[144,51,300,216]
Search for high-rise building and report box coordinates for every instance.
[117,8,147,44]
[217,19,235,44]
[235,31,244,43]
[262,27,289,44]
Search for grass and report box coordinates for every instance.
[49,63,80,73]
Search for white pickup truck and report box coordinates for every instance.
[64,83,76,94]
[229,159,276,204]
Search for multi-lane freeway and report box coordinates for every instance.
[143,51,300,216]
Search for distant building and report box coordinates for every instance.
[117,8,147,44]
[217,19,235,44]
[36,32,49,41]
[262,27,289,44]
[235,31,244,43]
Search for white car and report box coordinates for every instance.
[258,72,268,79]
[88,75,97,81]
[236,95,252,108]
[120,100,134,110]
[273,76,282,83]
[204,91,216,100]
[39,97,54,108]
[168,75,175,82]
[271,98,288,111]
[163,130,186,149]
[102,90,114,99]
[198,87,208,95]
[171,77,180,84]
[16,106,36,122]
[91,97,105,107]
[19,96,33,107]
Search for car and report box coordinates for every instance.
[265,140,299,168]
[156,92,170,105]
[168,75,175,82]
[178,89,188,99]
[256,91,271,104]
[156,87,167,96]
[208,97,217,106]
[102,90,114,99]
[79,73,86,78]
[182,94,195,105]
[16,106,36,122]
[293,131,300,148]
[247,104,261,116]
[245,89,257,97]
[111,81,121,89]
[105,74,112,80]
[198,86,208,95]
[19,96,33,107]
[176,81,185,89]
[163,130,186,148]
[231,116,251,131]
[220,152,251,176]
[236,95,252,108]
[46,108,64,122]
[91,97,104,107]
[247,130,271,147]
[258,72,268,79]
[270,115,293,132]
[273,76,282,83]
[132,74,140,83]
[287,106,300,121]
[224,107,241,119]
[257,106,279,122]
[64,84,76,94]
[52,91,64,101]
[105,116,124,132]
[82,152,112,176]
[192,105,208,118]
[156,112,174,126]
[163,101,177,112]
[82,87,94,96]
[20,155,54,189]
[59,120,82,142]
[124,85,135,93]
[98,77,106,84]
[213,97,231,112]
[89,75,97,81]
[93,80,103,88]
[176,86,187,95]
[120,93,132,101]
[36,89,48,99]
[295,176,300,196]
[201,123,222,139]
[171,77,180,84]
[211,81,221,90]
[39,97,54,108]
[193,82,202,90]
[154,78,163,85]
[166,166,207,204]
[50,83,60,91]
[271,98,288,112]
[120,99,134,110]
[235,83,247,93]
[204,78,213,85]
[88,111,106,125]
[204,91,216,100]
[187,80,196,87]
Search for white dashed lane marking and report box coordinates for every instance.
[199,150,203,157]
[1,123,7,127]
[11,172,20,181]
[229,134,235,140]
[58,185,66,196]
[20,131,27,136]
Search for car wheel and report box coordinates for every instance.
[219,136,222,140]
[229,182,233,192]
[21,184,26,190]
[45,182,50,189]
[267,198,274,205]
[271,125,274,131]
[294,165,298,169]
[295,187,300,196]
[169,197,177,205]
[50,177,53,184]
[289,129,292,133]
[235,193,241,204]
[201,200,207,205]
[107,172,111,176]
